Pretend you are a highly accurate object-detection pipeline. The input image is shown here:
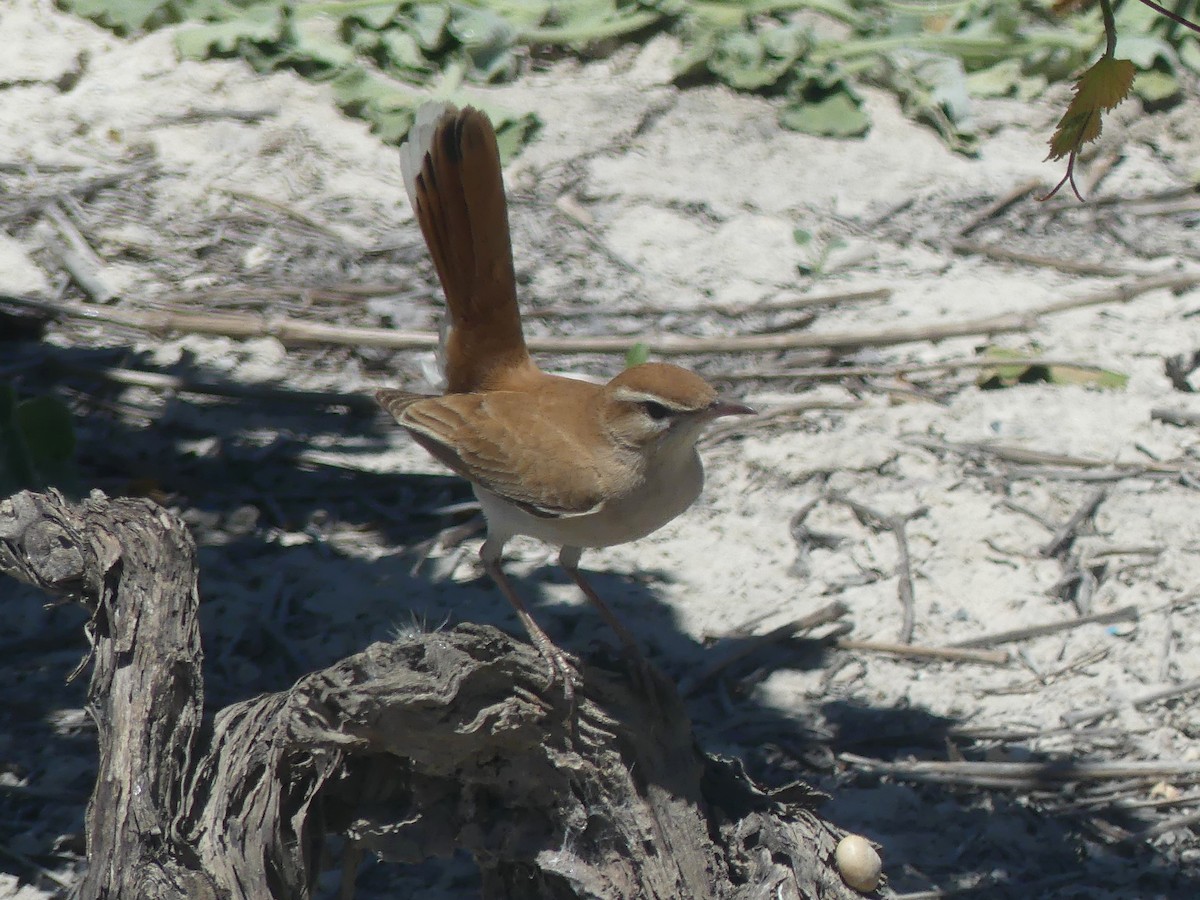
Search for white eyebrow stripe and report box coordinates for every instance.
[610,389,687,408]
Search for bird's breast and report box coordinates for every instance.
[475,447,704,550]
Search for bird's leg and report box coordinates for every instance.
[558,547,643,659]
[559,548,667,708]
[480,539,579,701]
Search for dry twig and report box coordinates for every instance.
[13,270,1199,357]
[699,398,864,446]
[680,601,850,696]
[45,201,117,304]
[950,605,1137,649]
[827,492,928,644]
[1061,676,1200,728]
[1127,808,1200,842]
[1040,487,1108,558]
[0,164,155,224]
[950,239,1136,277]
[832,638,1008,665]
[841,753,1200,788]
[956,179,1043,237]
[722,355,1121,383]
[527,287,892,320]
[908,436,1186,477]
[1151,407,1200,427]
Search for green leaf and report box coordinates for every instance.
[884,50,977,153]
[1132,69,1179,104]
[707,25,804,90]
[288,13,357,70]
[328,68,537,153]
[965,59,1022,98]
[1046,55,1135,161]
[966,57,1046,103]
[448,6,518,81]
[780,89,868,138]
[0,388,78,493]
[350,1,401,31]
[329,66,417,140]
[379,28,430,73]
[16,397,77,465]
[625,342,650,368]
[1179,39,1200,75]
[1049,366,1128,390]
[373,107,420,144]
[448,6,516,49]
[1114,35,1175,70]
[976,349,1128,391]
[175,3,283,59]
[492,111,539,163]
[671,28,719,81]
[409,4,451,51]
[59,0,173,33]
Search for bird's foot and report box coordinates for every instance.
[534,640,582,705]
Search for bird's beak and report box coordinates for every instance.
[706,399,756,419]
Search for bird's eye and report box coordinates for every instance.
[640,400,671,421]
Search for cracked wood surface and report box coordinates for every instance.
[0,489,874,899]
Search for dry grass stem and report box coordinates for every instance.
[950,605,1138,650]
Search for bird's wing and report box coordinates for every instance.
[376,388,617,518]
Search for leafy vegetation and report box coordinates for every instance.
[1041,0,1198,199]
[55,0,1200,170]
[976,347,1129,390]
[625,341,651,368]
[0,385,79,496]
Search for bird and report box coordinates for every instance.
[376,102,754,696]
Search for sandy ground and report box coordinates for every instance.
[3,0,1200,896]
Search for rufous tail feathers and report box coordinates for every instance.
[400,103,531,393]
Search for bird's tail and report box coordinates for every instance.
[400,103,530,394]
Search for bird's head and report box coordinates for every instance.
[599,363,755,453]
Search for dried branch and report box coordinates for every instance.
[827,492,928,644]
[832,639,1008,666]
[1040,184,1199,213]
[526,287,892,319]
[699,398,864,446]
[722,355,1122,383]
[949,605,1138,650]
[956,180,1043,237]
[11,270,1199,358]
[908,436,1186,475]
[950,239,1136,277]
[45,202,117,303]
[1061,676,1200,728]
[0,164,155,224]
[1151,407,1200,427]
[0,489,868,900]
[1040,487,1108,558]
[841,753,1200,789]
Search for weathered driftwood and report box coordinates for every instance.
[0,489,879,899]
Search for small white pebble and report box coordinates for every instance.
[835,834,881,893]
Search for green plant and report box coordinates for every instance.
[1044,0,1200,199]
[793,225,848,277]
[53,0,1200,181]
[0,384,80,497]
[625,341,651,368]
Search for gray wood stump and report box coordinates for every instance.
[0,489,881,899]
